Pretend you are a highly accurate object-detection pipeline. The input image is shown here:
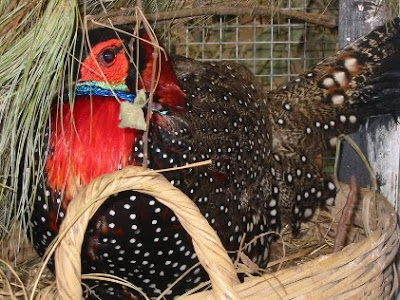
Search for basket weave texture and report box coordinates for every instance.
[26,167,400,299]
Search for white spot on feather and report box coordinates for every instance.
[304,208,313,218]
[333,71,347,86]
[329,137,338,147]
[349,115,357,124]
[344,57,358,73]
[331,94,345,105]
[322,77,335,88]
[326,197,335,205]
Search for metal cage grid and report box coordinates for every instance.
[164,0,338,90]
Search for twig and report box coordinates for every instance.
[239,252,259,269]
[86,5,337,30]
[333,176,358,252]
[156,160,212,173]
[334,134,377,236]
[129,7,163,169]
[136,0,143,11]
[267,244,325,268]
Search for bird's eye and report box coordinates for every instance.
[102,48,116,64]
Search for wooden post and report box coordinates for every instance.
[338,1,400,296]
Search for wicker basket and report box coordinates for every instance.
[6,166,399,299]
[184,185,400,299]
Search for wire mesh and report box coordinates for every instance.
[163,0,338,91]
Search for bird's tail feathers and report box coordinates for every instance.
[325,17,400,121]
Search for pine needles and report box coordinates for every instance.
[0,0,79,240]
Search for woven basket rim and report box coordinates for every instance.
[46,166,240,299]
[33,167,399,299]
[182,186,400,299]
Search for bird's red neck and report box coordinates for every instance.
[46,96,139,204]
[139,32,186,109]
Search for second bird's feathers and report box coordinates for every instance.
[26,18,400,298]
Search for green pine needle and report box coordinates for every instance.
[0,0,79,237]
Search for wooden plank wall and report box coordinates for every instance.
[337,0,400,297]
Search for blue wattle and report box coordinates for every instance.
[74,83,137,103]
[71,82,169,115]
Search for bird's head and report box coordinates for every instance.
[74,27,186,111]
[46,27,186,202]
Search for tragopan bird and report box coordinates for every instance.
[26,18,400,299]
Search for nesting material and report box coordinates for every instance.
[185,185,400,299]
